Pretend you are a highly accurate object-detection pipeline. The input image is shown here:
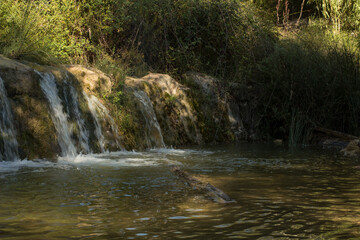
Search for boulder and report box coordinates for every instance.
[0,56,37,96]
[184,72,245,142]
[126,73,203,146]
[185,72,218,95]
[340,139,360,158]
[64,65,112,94]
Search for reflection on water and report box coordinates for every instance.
[1,143,360,239]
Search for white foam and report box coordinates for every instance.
[57,151,180,167]
[0,159,55,173]
[0,148,203,172]
[149,148,214,155]
[89,150,142,158]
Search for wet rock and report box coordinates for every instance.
[184,72,243,143]
[126,73,203,146]
[0,56,59,159]
[0,56,122,159]
[186,72,218,95]
[340,139,360,158]
[0,56,37,96]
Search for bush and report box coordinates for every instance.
[0,0,120,64]
[118,0,275,79]
[256,28,360,144]
[0,1,54,63]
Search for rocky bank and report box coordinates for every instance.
[0,56,248,160]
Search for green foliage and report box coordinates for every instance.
[1,0,274,76]
[0,0,90,63]
[256,28,360,143]
[0,1,51,63]
[0,0,127,64]
[0,0,359,144]
[118,0,275,79]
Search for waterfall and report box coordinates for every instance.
[133,90,165,148]
[0,76,19,161]
[63,77,91,154]
[90,96,122,149]
[83,92,106,152]
[84,92,122,151]
[38,72,77,158]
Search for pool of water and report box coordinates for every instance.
[1,143,360,239]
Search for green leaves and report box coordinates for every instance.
[257,29,360,139]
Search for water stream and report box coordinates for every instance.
[38,72,77,158]
[133,90,165,149]
[0,76,19,161]
[87,94,122,150]
[0,143,359,239]
[84,92,106,152]
[63,77,91,154]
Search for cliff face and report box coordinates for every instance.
[0,56,246,160]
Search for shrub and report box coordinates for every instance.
[256,28,360,144]
[118,0,275,79]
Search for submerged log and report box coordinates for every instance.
[171,166,236,203]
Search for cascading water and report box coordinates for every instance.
[90,96,122,149]
[84,92,122,151]
[63,77,91,154]
[38,71,77,158]
[0,76,19,161]
[133,90,165,148]
[83,92,106,152]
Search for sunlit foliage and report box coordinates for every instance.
[0,0,359,144]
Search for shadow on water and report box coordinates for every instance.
[0,143,360,239]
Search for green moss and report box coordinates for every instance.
[14,95,59,159]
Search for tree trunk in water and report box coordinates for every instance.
[314,127,359,141]
[171,166,236,203]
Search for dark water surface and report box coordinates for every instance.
[1,143,360,239]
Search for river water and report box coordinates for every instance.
[0,143,359,239]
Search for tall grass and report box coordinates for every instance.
[0,1,52,63]
[256,27,360,143]
[309,0,360,32]
[0,0,92,64]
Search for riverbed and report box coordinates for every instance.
[1,143,359,239]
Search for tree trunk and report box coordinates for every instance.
[171,166,236,203]
[314,127,359,141]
